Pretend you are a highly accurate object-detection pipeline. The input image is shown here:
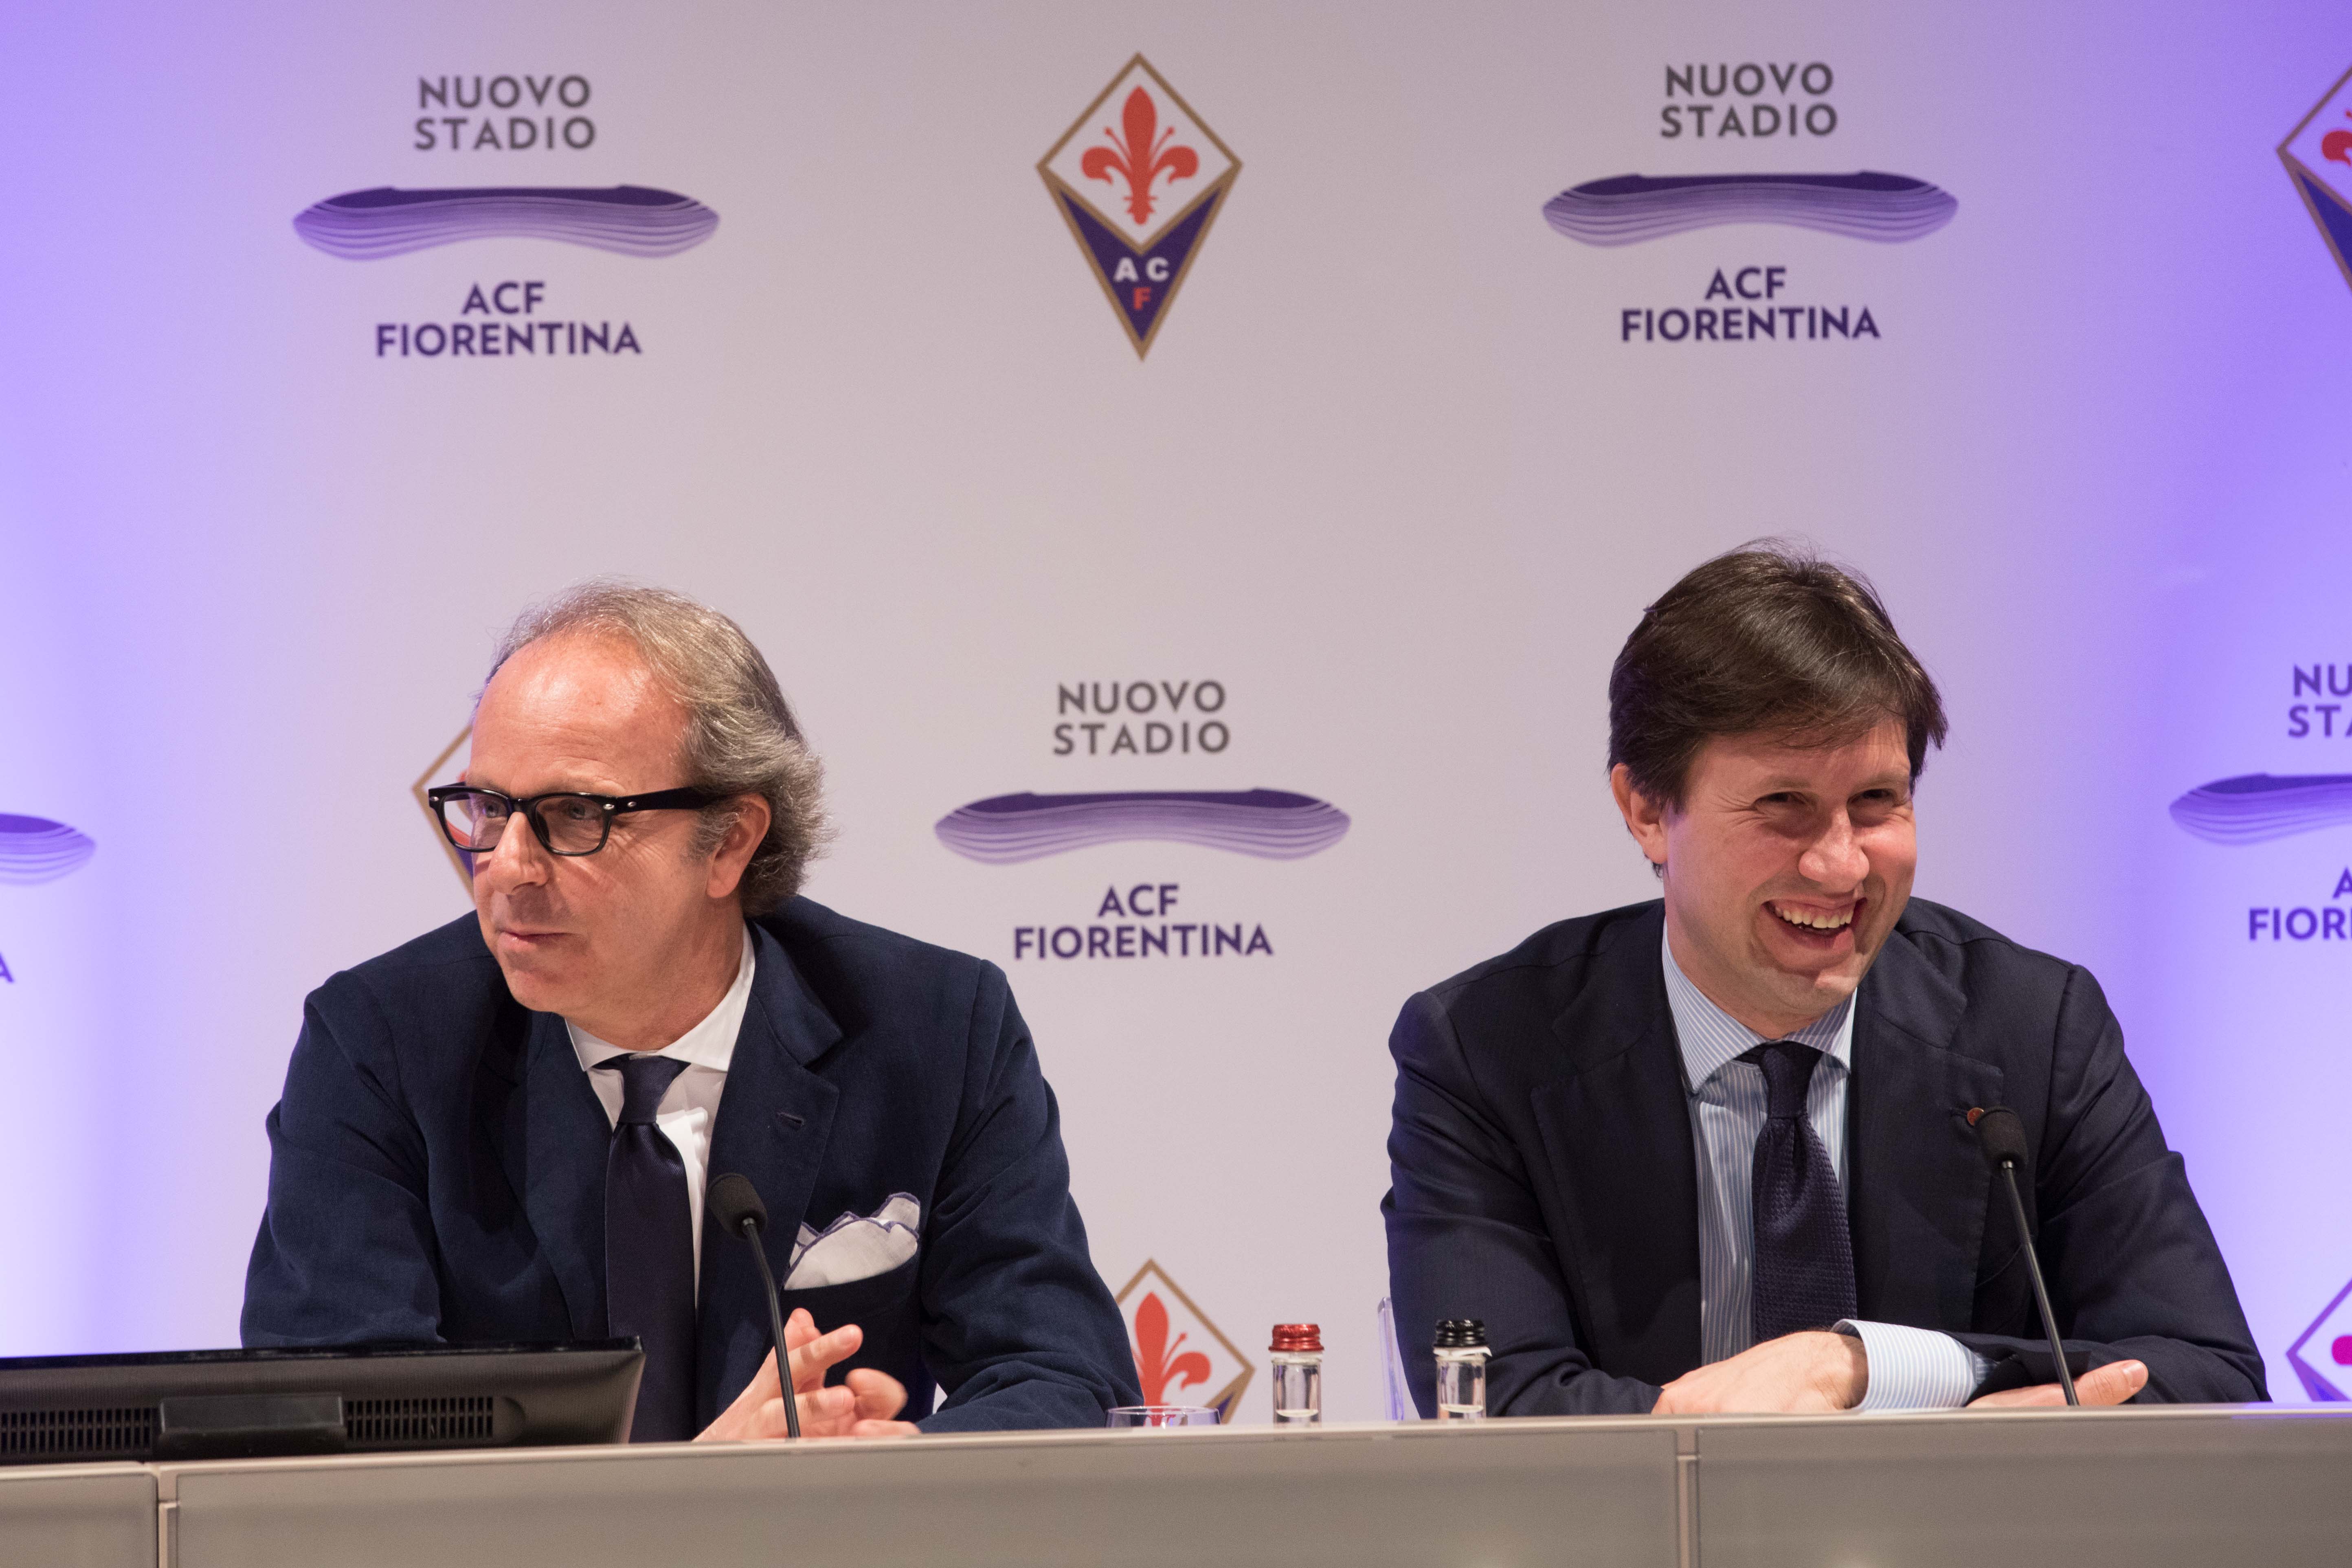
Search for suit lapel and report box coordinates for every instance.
[1847,926,2003,1332]
[694,922,843,1424]
[1529,905,1704,1385]
[506,1008,613,1340]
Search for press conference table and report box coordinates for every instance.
[7,1405,2348,1568]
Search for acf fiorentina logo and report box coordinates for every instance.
[1039,56,1240,357]
[1114,1260,1254,1421]
[2282,64,2352,294]
[416,726,474,891]
[2289,1273,2352,1401]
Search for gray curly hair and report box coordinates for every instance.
[483,582,829,914]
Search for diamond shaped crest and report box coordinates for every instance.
[414,725,474,895]
[1040,56,1240,357]
[1113,1259,1255,1422]
[2287,1272,2352,1401]
[2281,63,2352,294]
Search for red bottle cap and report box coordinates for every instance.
[1270,1323,1322,1353]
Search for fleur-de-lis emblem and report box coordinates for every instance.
[2325,110,2352,168]
[1081,87,1200,226]
[1133,1290,1212,1405]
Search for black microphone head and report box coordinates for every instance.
[709,1172,767,1236]
[1972,1107,2031,1173]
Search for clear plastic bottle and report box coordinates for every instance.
[1270,1323,1323,1425]
[1432,1319,1489,1421]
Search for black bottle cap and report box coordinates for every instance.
[1432,1318,1488,1348]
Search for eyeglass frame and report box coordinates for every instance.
[426,783,730,858]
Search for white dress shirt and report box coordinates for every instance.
[567,925,755,1290]
[1661,927,1989,1410]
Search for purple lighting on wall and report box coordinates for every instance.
[293,186,720,259]
[935,790,1351,863]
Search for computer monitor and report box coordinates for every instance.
[0,1340,641,1465]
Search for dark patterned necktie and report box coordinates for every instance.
[1742,1040,1857,1343]
[597,1053,696,1442]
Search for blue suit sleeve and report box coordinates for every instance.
[1951,967,2266,1403]
[916,964,1142,1431]
[1384,991,1662,1416]
[241,979,447,1347]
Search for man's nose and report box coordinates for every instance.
[475,809,552,894]
[1798,812,1869,889]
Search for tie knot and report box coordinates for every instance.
[598,1052,690,1124]
[1740,1039,1821,1120]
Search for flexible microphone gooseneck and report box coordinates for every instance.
[1971,1107,2078,1406]
[709,1172,802,1438]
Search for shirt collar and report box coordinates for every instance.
[1660,922,1854,1093]
[567,923,756,1074]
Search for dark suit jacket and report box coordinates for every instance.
[1383,898,2266,1415]
[244,898,1141,1432]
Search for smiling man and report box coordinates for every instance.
[243,584,1139,1438]
[1384,547,2264,1415]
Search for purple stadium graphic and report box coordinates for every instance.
[1543,171,1958,246]
[293,186,720,260]
[0,815,96,886]
[2168,773,2352,844]
[2287,1274,2352,1401]
[934,790,1351,864]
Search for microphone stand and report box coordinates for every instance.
[1995,1158,2078,1407]
[735,1217,803,1438]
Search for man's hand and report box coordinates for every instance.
[696,1307,919,1441]
[1652,1331,1867,1414]
[1967,1358,2146,1408]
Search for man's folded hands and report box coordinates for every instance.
[697,1307,920,1441]
[1651,1331,2149,1414]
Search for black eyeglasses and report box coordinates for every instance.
[426,784,727,858]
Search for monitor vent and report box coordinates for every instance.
[345,1395,495,1445]
[0,1405,155,1459]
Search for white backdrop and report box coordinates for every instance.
[2,0,2348,1420]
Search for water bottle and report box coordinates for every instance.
[1432,1319,1489,1420]
[1270,1323,1323,1425]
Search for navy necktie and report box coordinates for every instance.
[597,1053,696,1442]
[1742,1040,1857,1344]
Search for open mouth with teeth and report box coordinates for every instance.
[1765,899,1861,944]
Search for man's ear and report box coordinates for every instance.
[1610,764,1671,871]
[705,795,774,900]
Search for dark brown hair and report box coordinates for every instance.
[1608,544,1947,809]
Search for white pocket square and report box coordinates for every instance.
[784,1193,920,1289]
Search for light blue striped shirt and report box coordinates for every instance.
[1662,928,1988,1410]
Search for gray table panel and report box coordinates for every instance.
[1697,1407,2352,1568]
[165,1421,1680,1568]
[0,1464,157,1568]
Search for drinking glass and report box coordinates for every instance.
[1105,1405,1220,1428]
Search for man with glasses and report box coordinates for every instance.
[242,584,1141,1439]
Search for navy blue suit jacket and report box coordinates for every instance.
[244,898,1141,1432]
[1384,899,2266,1415]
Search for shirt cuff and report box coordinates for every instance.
[1836,1320,1992,1411]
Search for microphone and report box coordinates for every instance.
[1971,1107,2077,1406]
[709,1172,801,1437]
